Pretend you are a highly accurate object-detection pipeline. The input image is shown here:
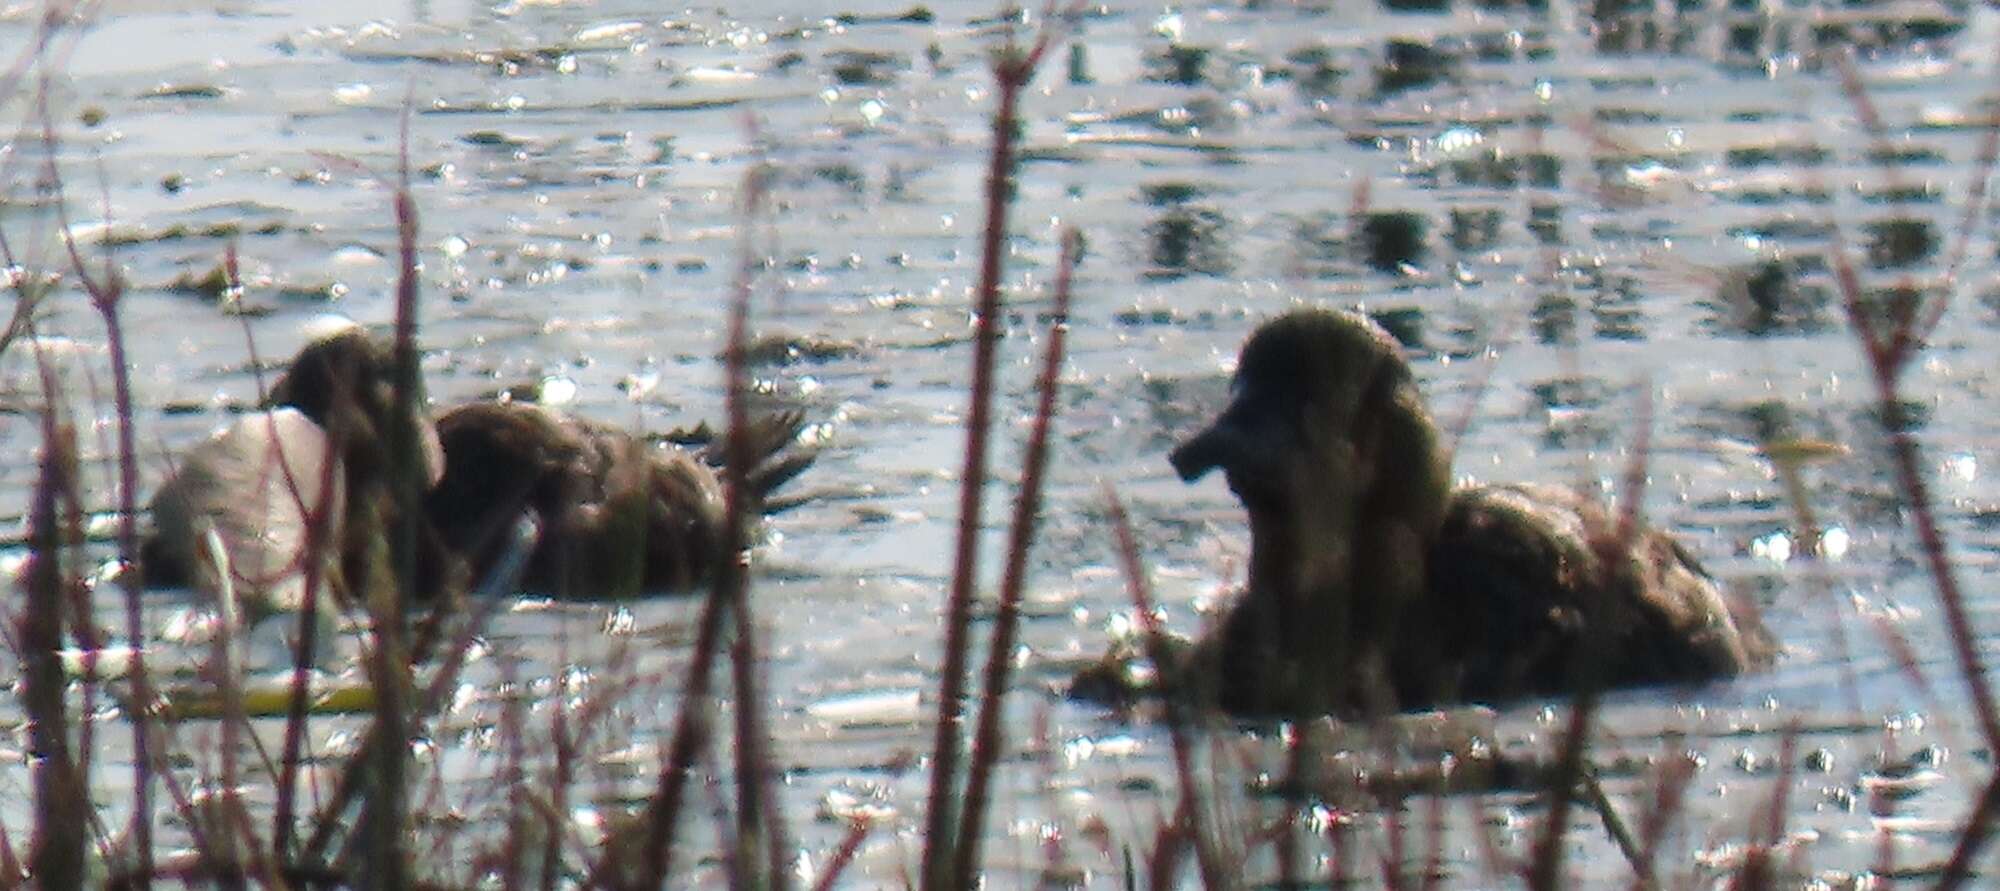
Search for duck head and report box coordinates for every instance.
[264,325,444,487]
[1170,309,1448,530]
[142,323,457,621]
[266,325,458,606]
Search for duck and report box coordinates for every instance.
[1077,308,1776,717]
[142,321,448,622]
[145,322,817,616]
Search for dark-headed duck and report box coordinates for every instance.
[1081,309,1775,717]
[143,321,446,619]
[147,323,816,614]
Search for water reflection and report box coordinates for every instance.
[1139,183,1232,279]
[1375,39,1458,96]
[1702,259,1834,337]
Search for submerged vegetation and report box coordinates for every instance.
[1,0,1998,887]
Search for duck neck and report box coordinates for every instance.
[1245,503,1354,611]
[1234,499,1366,713]
[1238,447,1450,713]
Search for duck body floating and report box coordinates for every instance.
[144,323,814,612]
[1093,309,1775,717]
[426,400,813,599]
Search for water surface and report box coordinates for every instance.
[3,0,1998,884]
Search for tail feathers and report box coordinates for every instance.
[712,410,809,468]
[662,410,819,510]
[747,451,817,510]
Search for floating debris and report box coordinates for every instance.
[140,83,227,100]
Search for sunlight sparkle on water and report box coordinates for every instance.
[601,606,635,636]
[805,689,922,726]
[1946,453,1977,482]
[1752,530,1792,564]
[1063,733,1143,767]
[817,785,898,822]
[573,21,641,44]
[1433,126,1484,158]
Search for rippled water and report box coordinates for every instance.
[6,0,2000,884]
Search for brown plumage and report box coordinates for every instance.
[1082,309,1775,717]
[147,324,817,612]
[424,401,813,598]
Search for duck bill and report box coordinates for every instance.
[1169,417,1244,482]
